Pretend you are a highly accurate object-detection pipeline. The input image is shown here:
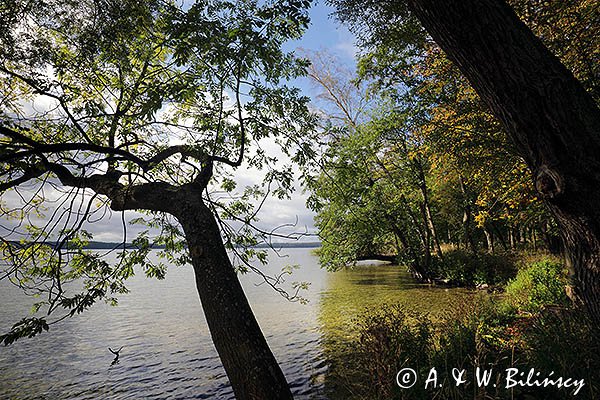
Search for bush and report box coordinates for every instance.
[523,309,600,399]
[350,300,514,400]
[334,257,596,399]
[354,305,433,399]
[431,249,516,286]
[503,259,569,313]
[343,297,599,399]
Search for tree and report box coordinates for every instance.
[304,51,440,278]
[0,0,315,398]
[309,117,427,274]
[329,0,600,320]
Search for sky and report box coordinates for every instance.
[150,2,358,243]
[289,2,357,65]
[221,2,359,243]
[198,2,359,244]
[0,2,359,244]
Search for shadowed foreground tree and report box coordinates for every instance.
[329,0,600,322]
[0,0,315,398]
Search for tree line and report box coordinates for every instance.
[308,0,597,282]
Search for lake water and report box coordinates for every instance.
[0,248,472,399]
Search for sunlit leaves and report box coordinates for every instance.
[1,0,318,345]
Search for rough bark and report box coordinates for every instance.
[407,0,600,320]
[541,220,562,255]
[172,185,293,400]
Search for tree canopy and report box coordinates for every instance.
[309,0,599,297]
[1,0,316,397]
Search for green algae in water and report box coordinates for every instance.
[318,263,476,399]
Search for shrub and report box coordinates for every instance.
[350,300,515,400]
[503,259,569,313]
[336,257,594,399]
[354,305,433,399]
[432,249,516,286]
[345,300,597,399]
[522,309,600,399]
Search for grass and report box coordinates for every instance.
[324,254,599,400]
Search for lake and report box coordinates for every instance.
[0,248,472,399]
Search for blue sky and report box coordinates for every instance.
[57,2,358,243]
[289,2,357,65]
[288,1,358,98]
[0,2,359,244]
[248,2,359,242]
[213,2,359,244]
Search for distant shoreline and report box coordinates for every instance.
[85,241,322,250]
[6,241,321,250]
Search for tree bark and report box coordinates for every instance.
[483,226,494,254]
[416,161,443,258]
[509,227,515,250]
[388,215,430,280]
[458,176,477,253]
[407,0,600,320]
[175,186,293,400]
[419,201,433,271]
[102,178,292,398]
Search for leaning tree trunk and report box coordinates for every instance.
[175,188,293,399]
[386,213,430,280]
[407,0,600,320]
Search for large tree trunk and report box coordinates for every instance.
[407,0,600,320]
[175,187,293,399]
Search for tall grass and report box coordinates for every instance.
[332,257,599,399]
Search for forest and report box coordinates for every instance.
[304,1,600,398]
[1,0,599,399]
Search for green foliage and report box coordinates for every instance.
[340,297,597,399]
[431,250,516,286]
[0,0,316,343]
[504,259,569,313]
[524,310,600,399]
[355,305,433,399]
[346,300,514,400]
[313,0,599,280]
[0,317,49,346]
[308,102,434,273]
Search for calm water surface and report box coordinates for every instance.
[0,248,472,399]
